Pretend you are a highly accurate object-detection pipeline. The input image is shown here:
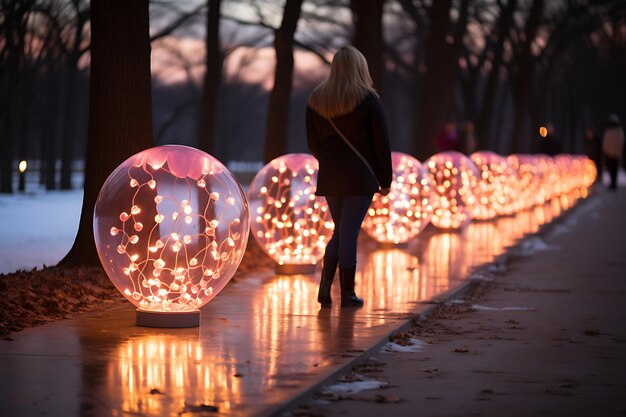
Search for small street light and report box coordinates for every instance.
[18,160,27,192]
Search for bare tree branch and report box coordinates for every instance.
[150,3,206,42]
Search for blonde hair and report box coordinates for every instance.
[308,46,378,118]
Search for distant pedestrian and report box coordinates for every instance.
[538,123,561,156]
[602,114,625,191]
[436,121,458,152]
[455,120,477,155]
[306,46,392,308]
[584,128,602,183]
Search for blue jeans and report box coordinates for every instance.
[324,195,373,268]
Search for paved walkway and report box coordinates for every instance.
[300,188,626,417]
[0,187,597,417]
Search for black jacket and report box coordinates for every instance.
[306,94,393,196]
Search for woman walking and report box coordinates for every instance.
[306,46,392,307]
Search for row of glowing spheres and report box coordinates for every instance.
[248,151,596,266]
[95,146,595,314]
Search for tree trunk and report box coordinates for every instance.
[529,64,555,152]
[351,0,385,96]
[59,62,78,189]
[566,84,573,153]
[43,69,60,190]
[510,0,543,154]
[262,0,303,164]
[59,12,86,190]
[476,0,517,150]
[493,82,510,153]
[0,1,27,194]
[59,0,154,267]
[412,0,469,160]
[17,95,30,192]
[196,0,223,158]
[459,67,476,123]
[398,0,427,153]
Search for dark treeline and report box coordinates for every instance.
[1,0,626,194]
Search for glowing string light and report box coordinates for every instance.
[425,151,479,230]
[362,152,434,244]
[470,151,520,219]
[93,145,249,325]
[247,154,333,273]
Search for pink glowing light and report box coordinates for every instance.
[94,145,249,313]
[507,154,540,210]
[247,154,333,268]
[470,151,520,219]
[425,151,479,230]
[362,152,434,244]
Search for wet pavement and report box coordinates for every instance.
[0,193,582,417]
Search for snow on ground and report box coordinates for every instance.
[382,338,426,353]
[0,190,83,274]
[471,304,535,311]
[321,380,388,395]
[514,236,558,257]
[601,169,626,187]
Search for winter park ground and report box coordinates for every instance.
[296,186,626,417]
[0,174,625,416]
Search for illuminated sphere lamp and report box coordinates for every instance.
[560,155,594,199]
[547,156,561,197]
[247,153,334,274]
[469,151,520,219]
[425,151,479,230]
[506,154,540,210]
[94,145,250,327]
[580,156,597,189]
[555,154,585,195]
[527,155,553,204]
[362,152,434,245]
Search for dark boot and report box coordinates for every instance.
[317,258,338,307]
[340,266,364,307]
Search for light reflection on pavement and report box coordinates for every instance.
[0,193,582,417]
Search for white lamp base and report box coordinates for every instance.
[377,241,408,249]
[136,309,200,328]
[275,263,317,275]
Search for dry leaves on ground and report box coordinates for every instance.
[0,238,274,337]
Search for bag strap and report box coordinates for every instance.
[326,117,378,183]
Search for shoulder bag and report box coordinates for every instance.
[326,117,379,187]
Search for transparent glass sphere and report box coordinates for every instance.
[507,154,543,209]
[362,152,434,244]
[580,156,597,189]
[247,154,333,266]
[534,155,558,201]
[470,151,520,219]
[554,154,576,195]
[425,151,479,230]
[94,145,250,312]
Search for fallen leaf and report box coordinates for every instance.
[373,394,403,403]
[183,403,219,412]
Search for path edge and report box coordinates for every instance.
[257,191,598,417]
